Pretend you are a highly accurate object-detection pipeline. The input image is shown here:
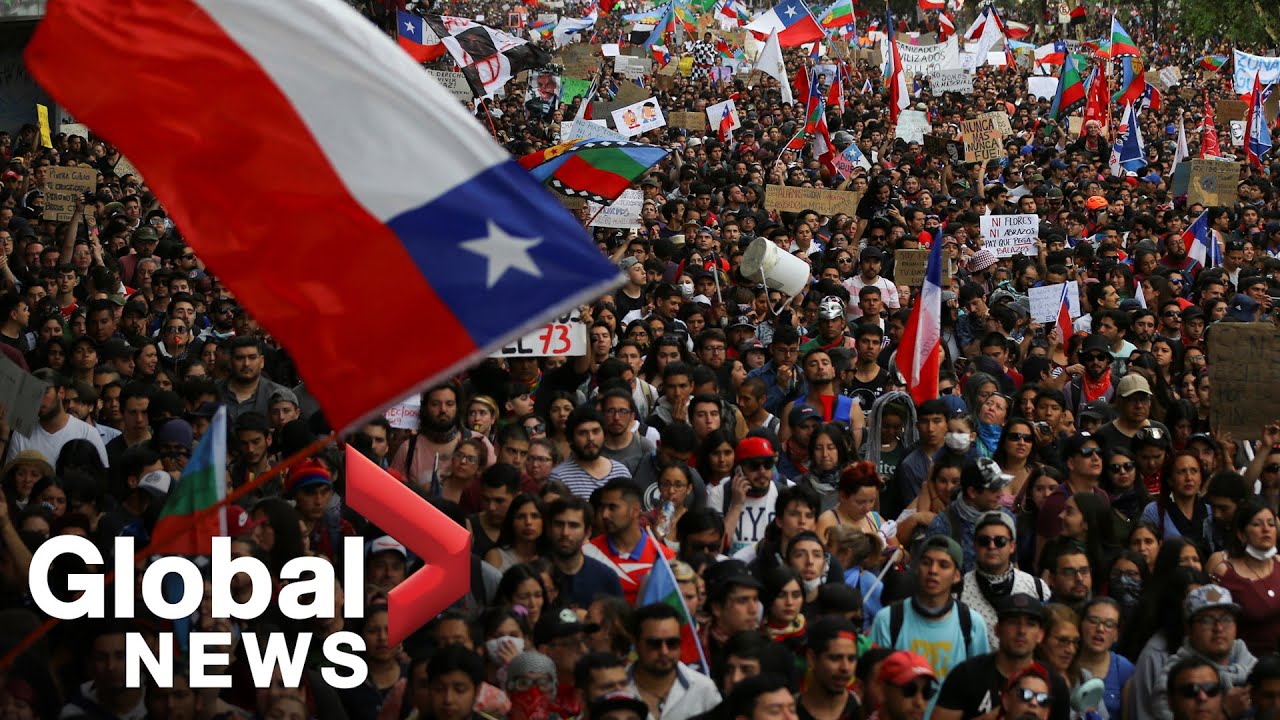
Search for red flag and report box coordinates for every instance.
[1202,90,1222,158]
[1082,64,1109,136]
[1056,286,1073,349]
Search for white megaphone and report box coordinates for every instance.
[740,237,810,300]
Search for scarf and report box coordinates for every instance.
[1083,367,1112,402]
[975,567,1016,603]
[911,597,955,619]
[807,466,840,497]
[765,614,807,642]
[952,497,984,527]
[977,422,1003,458]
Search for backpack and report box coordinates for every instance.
[889,600,975,658]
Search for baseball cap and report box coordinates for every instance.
[735,436,774,462]
[961,457,1013,492]
[878,651,938,686]
[1061,431,1101,458]
[619,256,641,271]
[1078,400,1114,423]
[534,607,600,645]
[1085,196,1108,210]
[285,459,332,496]
[1115,373,1152,398]
[996,593,1044,622]
[920,535,962,568]
[1184,584,1240,619]
[137,470,171,497]
[229,506,264,535]
[589,692,649,720]
[789,404,821,427]
[976,509,1016,541]
[366,535,408,559]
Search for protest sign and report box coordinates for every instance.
[1217,99,1247,123]
[1230,120,1245,147]
[1209,324,1280,439]
[1233,49,1280,94]
[43,166,96,222]
[0,356,47,438]
[558,195,587,210]
[1027,76,1058,100]
[384,392,421,430]
[895,109,930,144]
[669,111,706,132]
[677,56,695,76]
[931,68,973,94]
[561,118,626,141]
[706,99,741,135]
[614,82,648,105]
[560,77,591,104]
[1028,282,1081,324]
[1144,71,1166,92]
[960,113,1004,163]
[494,309,587,357]
[833,143,871,177]
[893,36,960,75]
[893,249,952,286]
[601,43,620,57]
[924,134,962,164]
[958,51,980,71]
[764,185,860,216]
[980,214,1039,257]
[1188,159,1243,207]
[621,46,649,57]
[986,51,1007,67]
[61,122,90,140]
[1159,66,1182,87]
[611,98,666,137]
[426,69,474,103]
[558,44,596,76]
[614,55,649,78]
[587,188,644,229]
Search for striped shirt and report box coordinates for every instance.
[549,459,632,499]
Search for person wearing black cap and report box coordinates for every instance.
[923,458,1015,574]
[699,563,763,673]
[933,594,1070,720]
[1061,334,1115,419]
[845,246,900,321]
[536,608,601,718]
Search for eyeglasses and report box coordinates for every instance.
[454,454,479,465]
[1015,689,1051,706]
[1174,683,1223,700]
[1076,447,1103,458]
[897,680,938,700]
[938,385,956,395]
[527,455,553,464]
[976,535,1011,548]
[1057,566,1090,578]
[742,458,775,471]
[1109,462,1136,473]
[1191,614,1236,628]
[643,637,682,650]
[603,407,633,416]
[1006,432,1034,444]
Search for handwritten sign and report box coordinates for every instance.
[427,69,474,103]
[494,309,587,357]
[931,68,973,94]
[980,214,1040,257]
[36,104,52,148]
[1187,159,1243,207]
[895,109,930,144]
[0,356,48,438]
[384,393,421,430]
[764,185,861,217]
[961,113,1005,163]
[1028,281,1081,324]
[561,118,626,142]
[614,55,649,78]
[1217,99,1247,123]
[1209,324,1280,440]
[43,166,96,222]
[893,249,952,287]
[669,111,705,132]
[894,37,960,75]
[587,189,644,229]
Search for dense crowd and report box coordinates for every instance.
[0,0,1276,719]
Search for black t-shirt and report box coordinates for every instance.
[797,691,859,720]
[844,368,891,410]
[935,653,1070,720]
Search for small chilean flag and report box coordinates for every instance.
[27,0,623,431]
[896,229,943,405]
[1056,284,1073,349]
[397,10,445,62]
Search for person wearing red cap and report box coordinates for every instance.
[999,664,1053,720]
[721,435,781,556]
[871,651,938,720]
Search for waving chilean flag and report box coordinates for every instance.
[895,229,942,405]
[26,0,622,431]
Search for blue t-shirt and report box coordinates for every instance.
[556,555,624,608]
[869,601,990,680]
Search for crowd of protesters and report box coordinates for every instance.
[0,0,1275,718]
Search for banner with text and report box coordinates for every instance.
[980,213,1040,257]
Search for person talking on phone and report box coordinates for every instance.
[719,436,784,557]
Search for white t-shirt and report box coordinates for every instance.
[724,482,778,556]
[10,415,110,467]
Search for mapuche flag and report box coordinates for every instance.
[150,407,228,555]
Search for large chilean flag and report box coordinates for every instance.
[895,230,942,405]
[26,0,622,431]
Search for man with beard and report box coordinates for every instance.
[627,603,721,720]
[590,479,674,605]
[217,336,288,423]
[551,406,632,499]
[1130,309,1157,352]
[782,348,864,435]
[934,595,1069,720]
[7,370,108,466]
[1061,335,1115,419]
[959,513,1050,648]
[599,389,655,475]
[798,618,861,720]
[1161,223,1202,279]
[546,496,622,608]
[390,383,495,488]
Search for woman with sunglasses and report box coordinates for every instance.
[993,419,1039,507]
[1142,452,1211,544]
[1101,447,1150,522]
[1207,500,1280,655]
[1072,598,1133,720]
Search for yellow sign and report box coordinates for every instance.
[36,104,52,149]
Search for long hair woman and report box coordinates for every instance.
[1207,499,1280,655]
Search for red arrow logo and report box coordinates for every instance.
[344,445,471,645]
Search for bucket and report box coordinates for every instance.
[740,237,810,299]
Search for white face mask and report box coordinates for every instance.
[945,432,972,452]
[1246,545,1278,562]
[483,636,524,662]
[679,282,694,298]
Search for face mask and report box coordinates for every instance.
[1246,545,1278,562]
[484,636,524,663]
[1109,574,1141,607]
[945,432,972,452]
[679,282,694,298]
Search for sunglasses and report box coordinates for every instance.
[1163,312,1182,319]
[1081,353,1108,362]
[976,535,1011,548]
[1015,689,1051,706]
[1174,683,1223,699]
[938,386,957,395]
[1006,432,1034,444]
[1108,462,1136,473]
[743,458,775,471]
[1265,464,1280,473]
[898,680,938,700]
[685,540,722,554]
[644,637,682,650]
[1076,447,1103,458]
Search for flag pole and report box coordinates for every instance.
[0,433,335,673]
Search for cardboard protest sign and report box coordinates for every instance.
[1027,76,1058,100]
[561,118,626,141]
[764,185,861,216]
[384,392,421,430]
[669,111,705,132]
[614,55,649,78]
[1188,159,1243,207]
[560,77,591,104]
[494,309,587,357]
[43,166,96,222]
[931,69,973,94]
[587,188,644,229]
[1209,323,1280,439]
[427,69,474,103]
[0,357,47,438]
[1217,99,1247,123]
[558,44,597,77]
[1159,66,1181,87]
[980,214,1039,257]
[706,99,741,135]
[611,98,666,137]
[924,134,962,164]
[1028,281,1081,324]
[615,82,648,105]
[895,109,930,144]
[893,36,960,75]
[894,249,952,286]
[960,113,1004,163]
